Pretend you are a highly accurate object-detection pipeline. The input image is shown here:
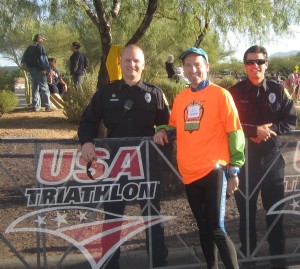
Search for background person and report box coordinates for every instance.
[165,54,175,81]
[154,47,245,269]
[48,58,67,97]
[287,71,295,96]
[228,45,297,269]
[78,44,170,269]
[21,33,54,112]
[69,41,88,89]
[174,66,190,85]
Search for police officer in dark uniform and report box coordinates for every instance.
[228,45,297,269]
[78,44,170,268]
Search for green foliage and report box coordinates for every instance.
[63,74,97,124]
[0,70,18,91]
[268,52,300,77]
[212,59,245,77]
[0,90,18,113]
[212,75,238,89]
[296,107,300,130]
[152,78,185,108]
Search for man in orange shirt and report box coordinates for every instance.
[154,47,245,269]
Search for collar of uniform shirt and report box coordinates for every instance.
[257,79,267,98]
[120,79,144,91]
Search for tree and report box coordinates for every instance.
[177,0,300,50]
[0,0,299,89]
[63,0,157,87]
[0,18,77,103]
[268,53,300,77]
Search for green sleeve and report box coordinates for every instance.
[155,125,176,133]
[228,130,245,167]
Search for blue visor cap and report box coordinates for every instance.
[179,47,209,63]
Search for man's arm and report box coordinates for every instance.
[38,45,51,73]
[228,129,245,168]
[270,87,298,134]
[78,91,103,162]
[154,125,176,145]
[70,53,80,74]
[226,129,245,195]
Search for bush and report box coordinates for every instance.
[296,106,300,130]
[0,70,21,91]
[0,90,18,113]
[63,74,98,124]
[152,78,185,108]
[212,75,238,89]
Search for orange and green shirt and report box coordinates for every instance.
[169,83,244,184]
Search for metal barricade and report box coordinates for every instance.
[0,136,300,269]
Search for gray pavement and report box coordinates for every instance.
[13,85,29,109]
[1,246,300,269]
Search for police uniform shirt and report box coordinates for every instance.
[78,80,170,144]
[228,78,297,154]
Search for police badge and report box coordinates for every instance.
[145,92,151,103]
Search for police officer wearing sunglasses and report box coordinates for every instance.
[228,45,297,269]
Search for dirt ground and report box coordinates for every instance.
[0,107,78,139]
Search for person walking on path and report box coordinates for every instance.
[21,34,54,112]
[78,44,170,269]
[154,47,245,269]
[228,45,297,269]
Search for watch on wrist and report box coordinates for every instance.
[227,165,240,178]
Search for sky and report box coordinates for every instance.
[0,55,17,67]
[232,36,300,60]
[231,26,300,60]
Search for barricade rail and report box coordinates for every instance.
[0,135,300,269]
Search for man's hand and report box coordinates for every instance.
[153,129,169,145]
[250,137,262,144]
[81,142,97,162]
[227,176,239,196]
[256,123,277,142]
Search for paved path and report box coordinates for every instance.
[13,84,64,110]
[14,85,29,109]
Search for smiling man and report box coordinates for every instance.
[78,44,170,269]
[228,45,297,269]
[154,47,245,269]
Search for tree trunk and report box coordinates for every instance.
[97,45,110,88]
[82,0,159,88]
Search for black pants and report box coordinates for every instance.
[185,169,238,269]
[101,176,168,269]
[235,150,286,266]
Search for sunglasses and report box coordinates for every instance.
[244,59,267,65]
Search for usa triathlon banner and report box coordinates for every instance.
[0,136,300,269]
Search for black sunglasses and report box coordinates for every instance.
[244,59,267,65]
